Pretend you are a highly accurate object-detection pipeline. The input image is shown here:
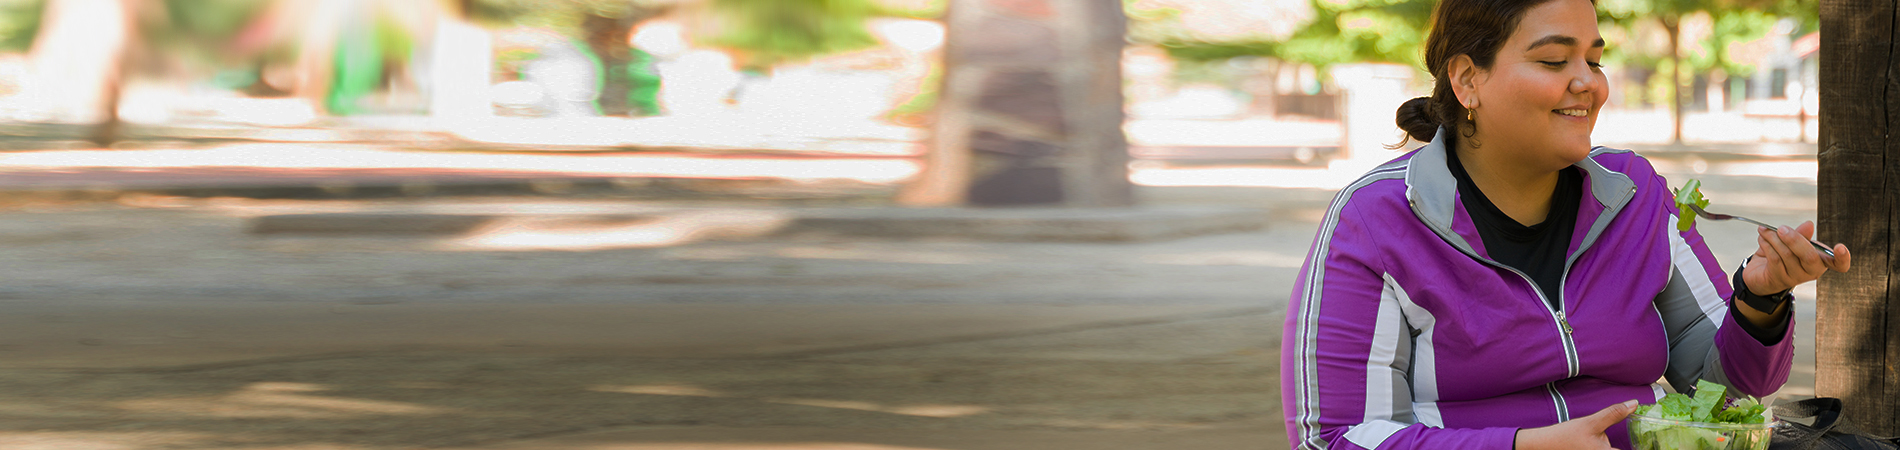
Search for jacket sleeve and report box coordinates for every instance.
[1283,203,1518,450]
[1651,178,1795,398]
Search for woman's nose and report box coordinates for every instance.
[1570,77,1591,94]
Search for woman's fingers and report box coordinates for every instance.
[1747,222,1853,296]
[1576,400,1639,433]
[1780,225,1829,277]
[1757,227,1799,286]
[1829,244,1852,272]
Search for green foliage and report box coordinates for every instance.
[701,0,880,69]
[872,0,945,19]
[1598,0,1816,75]
[887,60,940,123]
[0,0,41,53]
[1143,0,1429,69]
[1284,2,1429,68]
[1125,0,1185,45]
[159,0,270,40]
[1143,0,1810,77]
[1161,40,1277,64]
[138,0,280,66]
[1697,10,1777,75]
[468,0,674,34]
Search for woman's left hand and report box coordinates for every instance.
[1741,221,1851,296]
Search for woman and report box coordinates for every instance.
[1279,0,1853,448]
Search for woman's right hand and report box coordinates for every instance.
[1513,400,1639,450]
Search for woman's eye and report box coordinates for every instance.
[1588,61,1604,69]
[1540,61,1565,67]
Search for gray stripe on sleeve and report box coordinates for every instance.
[1656,267,1731,393]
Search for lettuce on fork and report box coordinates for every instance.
[1675,179,1710,232]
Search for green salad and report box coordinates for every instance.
[1674,179,1710,232]
[1629,380,1771,450]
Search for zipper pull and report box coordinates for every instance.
[1557,312,1574,334]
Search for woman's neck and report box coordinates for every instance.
[1453,142,1562,226]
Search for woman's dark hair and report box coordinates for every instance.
[1396,0,1581,145]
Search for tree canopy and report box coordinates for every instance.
[1136,0,1811,80]
[700,0,880,69]
[1134,0,1429,68]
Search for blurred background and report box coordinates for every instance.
[0,0,1825,449]
[0,0,1817,161]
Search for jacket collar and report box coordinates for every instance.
[1404,127,1639,260]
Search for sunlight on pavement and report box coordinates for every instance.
[1129,164,1366,190]
[120,92,319,127]
[555,444,941,450]
[592,385,990,419]
[442,210,793,252]
[1649,158,1818,181]
[114,381,449,418]
[1140,250,1307,268]
[764,398,990,418]
[0,431,213,450]
[0,144,923,184]
[1703,160,1818,181]
[1125,118,1338,147]
[595,384,725,398]
[1593,110,1817,145]
[770,246,1003,265]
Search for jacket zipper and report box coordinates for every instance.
[1545,384,1571,422]
[1494,265,1581,377]
[1482,262,1584,423]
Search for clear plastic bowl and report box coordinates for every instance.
[1626,411,1776,450]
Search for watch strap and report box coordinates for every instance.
[1733,259,1793,313]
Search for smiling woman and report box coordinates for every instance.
[1282,0,1851,448]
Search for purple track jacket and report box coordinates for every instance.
[1281,131,1795,449]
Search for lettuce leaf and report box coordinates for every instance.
[1675,179,1710,232]
[1688,379,1727,421]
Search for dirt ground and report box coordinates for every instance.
[0,193,1312,449]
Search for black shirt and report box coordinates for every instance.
[1446,147,1582,311]
[1445,148,1790,344]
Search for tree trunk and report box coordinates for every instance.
[899,0,1130,207]
[1815,0,1898,434]
[90,69,122,146]
[583,13,634,117]
[90,0,139,146]
[1663,16,1684,146]
[27,0,132,137]
[1262,59,1280,119]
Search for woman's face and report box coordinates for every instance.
[1469,0,1608,168]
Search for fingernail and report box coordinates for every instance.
[1623,400,1638,409]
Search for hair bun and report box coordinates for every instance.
[1395,96,1437,143]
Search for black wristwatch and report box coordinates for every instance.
[1733,258,1793,313]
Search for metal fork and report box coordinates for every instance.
[1685,203,1836,258]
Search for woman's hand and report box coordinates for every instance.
[1742,221,1852,297]
[1514,400,1638,450]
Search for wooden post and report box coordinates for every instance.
[1815,0,1898,434]
[897,0,1130,207]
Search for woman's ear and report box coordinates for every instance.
[1448,54,1483,110]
